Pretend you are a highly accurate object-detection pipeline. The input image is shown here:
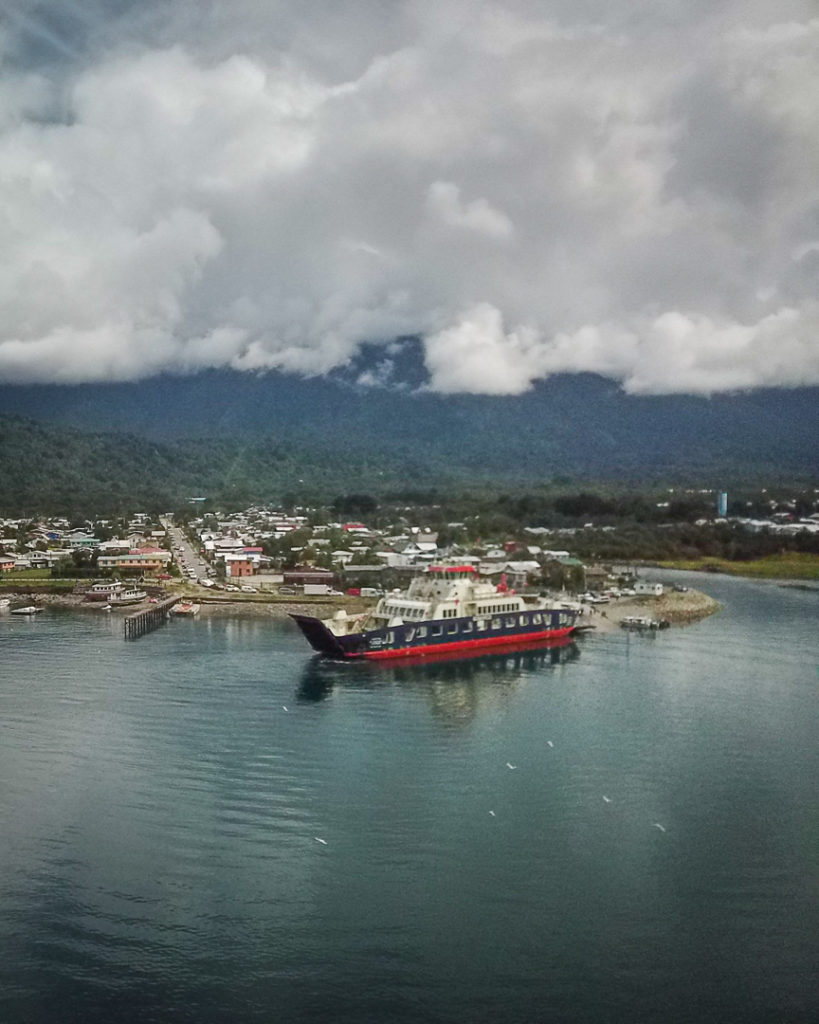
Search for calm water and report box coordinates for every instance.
[1,574,817,1024]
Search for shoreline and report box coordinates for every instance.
[2,588,721,630]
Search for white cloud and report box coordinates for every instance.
[0,1,817,394]
[426,182,514,239]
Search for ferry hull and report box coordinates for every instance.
[355,625,576,660]
[291,613,578,661]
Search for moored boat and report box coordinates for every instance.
[620,615,669,631]
[108,587,147,607]
[84,580,126,602]
[291,565,580,660]
[171,601,200,616]
[11,605,42,615]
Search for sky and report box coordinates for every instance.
[1,0,818,395]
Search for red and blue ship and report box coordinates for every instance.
[291,565,579,660]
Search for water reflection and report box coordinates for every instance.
[297,639,580,723]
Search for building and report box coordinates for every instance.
[222,549,263,578]
[635,581,664,597]
[283,568,336,586]
[97,548,172,573]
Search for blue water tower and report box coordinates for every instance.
[717,491,728,517]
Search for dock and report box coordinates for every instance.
[124,597,179,640]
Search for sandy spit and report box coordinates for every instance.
[578,589,721,634]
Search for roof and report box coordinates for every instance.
[429,565,476,574]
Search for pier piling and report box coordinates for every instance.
[124,598,179,640]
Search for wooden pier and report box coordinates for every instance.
[124,598,179,640]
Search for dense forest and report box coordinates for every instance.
[2,365,818,486]
[0,415,433,516]
[1,407,817,522]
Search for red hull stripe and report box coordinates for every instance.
[349,626,576,660]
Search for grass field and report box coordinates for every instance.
[656,553,819,580]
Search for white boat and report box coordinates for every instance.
[620,615,669,631]
[84,580,126,602]
[171,601,200,616]
[11,605,42,615]
[108,588,147,607]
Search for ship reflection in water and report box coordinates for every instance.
[297,636,580,724]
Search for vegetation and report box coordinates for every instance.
[655,554,819,579]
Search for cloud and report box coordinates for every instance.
[0,1,818,394]
[426,182,514,239]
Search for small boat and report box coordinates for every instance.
[171,601,200,616]
[620,616,669,631]
[11,605,42,615]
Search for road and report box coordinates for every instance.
[160,516,209,586]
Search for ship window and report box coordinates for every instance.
[477,620,487,631]
[448,624,458,635]
[405,628,414,642]
[387,631,394,643]
[519,615,528,626]
[505,617,516,628]
[492,618,501,630]
[533,613,542,625]
[463,621,473,634]
[417,626,427,638]
[432,625,442,636]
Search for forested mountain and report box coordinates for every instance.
[2,363,818,484]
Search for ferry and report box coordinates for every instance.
[291,565,580,660]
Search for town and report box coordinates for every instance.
[2,487,818,613]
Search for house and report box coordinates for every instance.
[27,550,64,569]
[223,549,262,577]
[223,554,255,578]
[635,581,664,597]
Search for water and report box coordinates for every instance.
[1,574,817,1024]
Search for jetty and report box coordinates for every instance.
[124,597,179,640]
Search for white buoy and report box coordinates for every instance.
[282,706,288,711]
[547,740,554,748]
[489,810,496,817]
[314,837,328,845]
[602,795,612,803]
